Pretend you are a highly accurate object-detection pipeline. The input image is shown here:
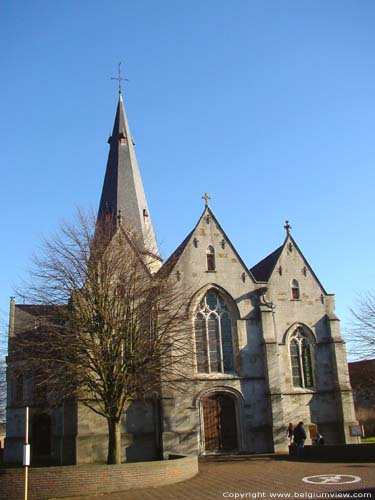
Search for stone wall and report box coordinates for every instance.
[0,455,198,500]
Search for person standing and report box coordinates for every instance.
[293,421,307,457]
[286,423,294,444]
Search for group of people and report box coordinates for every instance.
[286,421,324,457]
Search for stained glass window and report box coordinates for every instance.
[290,339,303,387]
[289,328,315,388]
[194,290,234,373]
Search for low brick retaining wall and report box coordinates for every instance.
[289,443,375,461]
[0,455,199,500]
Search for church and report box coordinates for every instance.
[5,87,358,464]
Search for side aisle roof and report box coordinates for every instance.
[251,233,328,294]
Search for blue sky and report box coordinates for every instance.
[1,0,375,358]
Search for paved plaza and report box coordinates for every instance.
[63,455,375,500]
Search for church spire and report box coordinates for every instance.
[98,91,161,268]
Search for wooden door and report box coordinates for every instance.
[203,394,237,452]
[203,396,221,451]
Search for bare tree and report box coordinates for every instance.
[346,292,375,425]
[0,317,8,423]
[11,211,192,464]
[348,291,375,361]
[0,359,6,423]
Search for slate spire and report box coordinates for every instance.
[98,92,161,268]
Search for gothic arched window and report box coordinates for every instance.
[291,279,300,300]
[194,290,234,373]
[206,246,216,271]
[289,328,314,388]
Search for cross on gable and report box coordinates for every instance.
[284,220,292,235]
[202,192,211,208]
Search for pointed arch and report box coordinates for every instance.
[192,385,245,407]
[193,386,244,454]
[284,324,316,389]
[282,322,316,345]
[191,286,239,374]
[189,284,240,319]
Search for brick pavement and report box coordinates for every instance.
[61,456,375,500]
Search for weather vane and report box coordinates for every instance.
[111,61,129,94]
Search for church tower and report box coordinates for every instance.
[98,88,161,272]
[4,76,358,467]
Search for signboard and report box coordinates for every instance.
[308,424,318,439]
[349,424,362,437]
[23,444,30,466]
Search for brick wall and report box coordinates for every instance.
[0,455,199,500]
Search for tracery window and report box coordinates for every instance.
[194,290,234,373]
[206,246,216,271]
[289,328,314,388]
[291,279,300,300]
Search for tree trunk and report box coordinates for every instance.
[107,418,121,464]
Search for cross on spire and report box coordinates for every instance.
[202,192,211,208]
[284,220,292,235]
[111,61,129,95]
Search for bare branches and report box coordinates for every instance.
[347,291,375,361]
[0,317,8,422]
[11,210,192,463]
[0,361,6,422]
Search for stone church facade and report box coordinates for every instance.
[5,91,357,464]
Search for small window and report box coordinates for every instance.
[206,246,216,271]
[291,279,300,300]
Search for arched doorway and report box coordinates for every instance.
[32,414,51,457]
[202,394,238,452]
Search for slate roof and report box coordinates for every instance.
[98,93,159,258]
[16,304,56,316]
[250,245,283,282]
[15,304,67,327]
[157,230,194,277]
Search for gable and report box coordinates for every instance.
[266,235,328,301]
[160,208,256,286]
